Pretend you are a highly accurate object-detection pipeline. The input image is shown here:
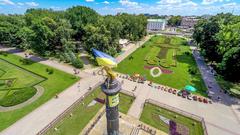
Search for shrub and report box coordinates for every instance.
[63,52,71,63]
[189,67,197,75]
[185,52,191,55]
[46,68,54,74]
[72,58,83,68]
[0,51,8,56]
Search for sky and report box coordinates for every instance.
[0,0,239,15]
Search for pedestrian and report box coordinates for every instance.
[55,94,59,99]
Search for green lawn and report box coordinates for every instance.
[140,103,204,135]
[45,88,134,135]
[119,93,135,114]
[115,35,207,96]
[0,52,79,131]
[0,58,46,107]
[0,59,45,89]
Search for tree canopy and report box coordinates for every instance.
[0,6,147,68]
[167,16,182,26]
[193,13,240,82]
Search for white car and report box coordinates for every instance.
[187,95,193,100]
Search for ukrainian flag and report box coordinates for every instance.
[92,49,117,67]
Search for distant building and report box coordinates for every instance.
[180,17,199,29]
[147,19,166,31]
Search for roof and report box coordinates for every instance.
[147,19,166,23]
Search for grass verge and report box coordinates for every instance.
[140,103,204,135]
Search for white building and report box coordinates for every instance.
[147,19,166,31]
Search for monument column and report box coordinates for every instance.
[101,78,121,135]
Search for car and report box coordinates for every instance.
[203,98,208,103]
[187,95,193,100]
[172,90,177,94]
[177,91,182,96]
[193,96,198,101]
[182,94,187,98]
[168,89,172,93]
[198,97,203,102]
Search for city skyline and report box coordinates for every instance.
[0,0,239,15]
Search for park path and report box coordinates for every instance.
[190,45,240,122]
[127,84,150,119]
[116,36,152,63]
[0,36,151,135]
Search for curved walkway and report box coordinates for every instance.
[0,85,44,112]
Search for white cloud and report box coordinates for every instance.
[119,0,138,7]
[157,0,197,7]
[17,2,24,6]
[158,0,186,5]
[0,0,15,5]
[102,1,110,4]
[202,0,224,5]
[85,0,94,2]
[222,2,236,7]
[25,2,39,7]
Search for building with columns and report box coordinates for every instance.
[147,19,167,31]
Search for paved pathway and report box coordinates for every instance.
[116,36,152,63]
[127,84,150,119]
[190,45,240,122]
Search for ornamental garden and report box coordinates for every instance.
[0,52,78,131]
[115,35,207,96]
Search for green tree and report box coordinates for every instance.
[66,6,100,40]
[168,16,182,26]
[218,47,240,81]
[30,20,54,55]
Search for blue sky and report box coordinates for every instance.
[0,0,239,15]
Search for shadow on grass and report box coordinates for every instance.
[175,54,195,66]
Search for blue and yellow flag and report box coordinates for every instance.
[92,49,117,67]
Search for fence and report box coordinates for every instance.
[36,81,104,135]
[145,99,208,135]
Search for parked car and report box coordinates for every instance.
[172,90,177,95]
[177,91,182,96]
[203,98,208,103]
[193,96,198,101]
[198,97,203,102]
[187,95,193,100]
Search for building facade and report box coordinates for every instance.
[180,17,199,29]
[147,19,166,31]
